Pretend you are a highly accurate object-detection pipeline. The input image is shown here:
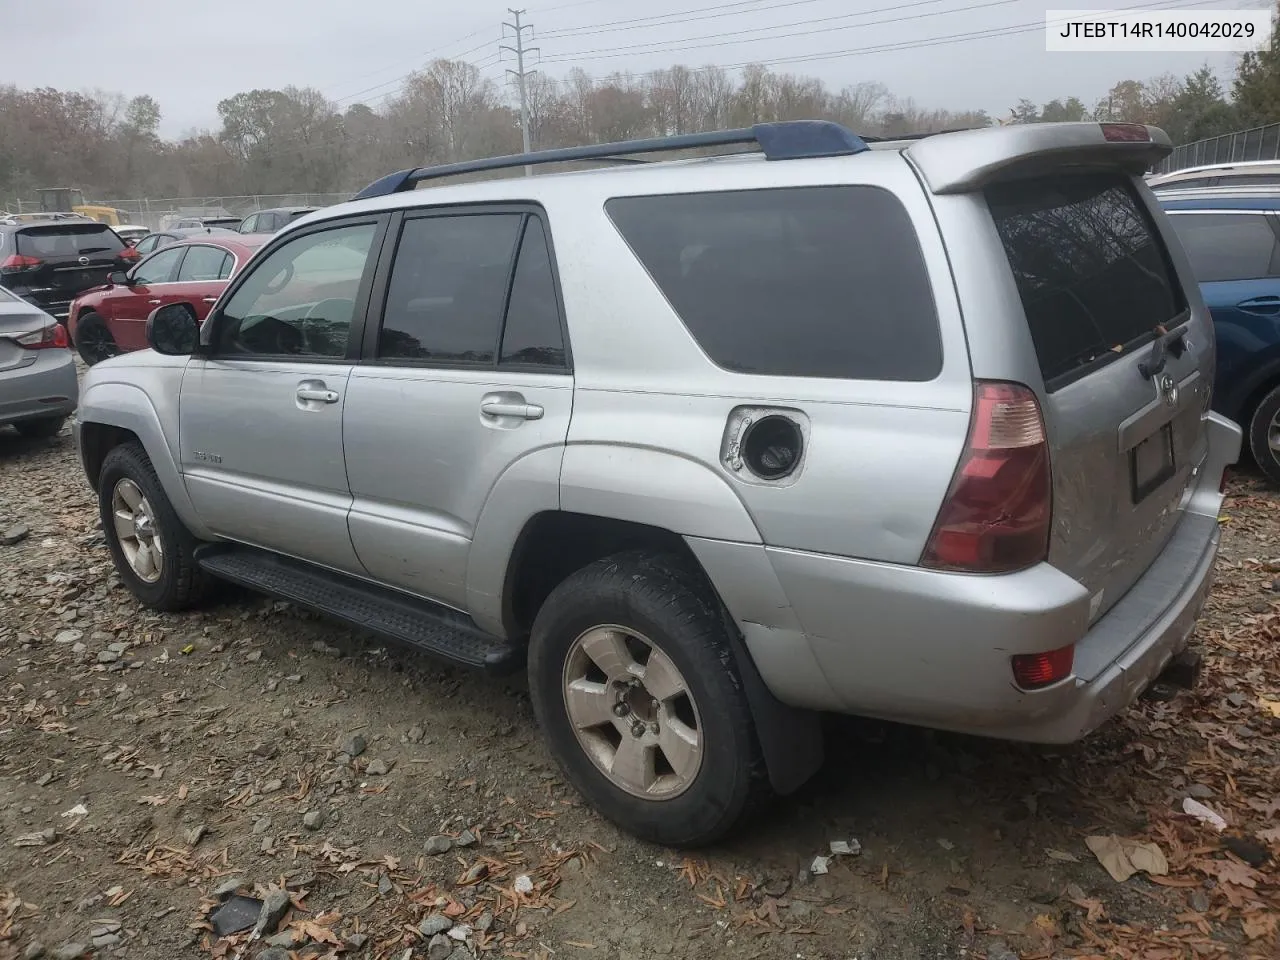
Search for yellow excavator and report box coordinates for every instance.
[37,187,130,226]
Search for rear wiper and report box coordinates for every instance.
[1138,324,1187,379]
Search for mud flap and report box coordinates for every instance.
[724,625,825,795]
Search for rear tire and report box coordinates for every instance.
[75,312,119,366]
[528,549,770,847]
[13,416,66,439]
[1247,385,1280,487]
[99,442,211,611]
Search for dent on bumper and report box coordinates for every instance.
[692,413,1240,744]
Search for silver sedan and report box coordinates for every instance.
[0,286,78,438]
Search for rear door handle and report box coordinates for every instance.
[480,398,544,420]
[296,386,339,403]
[1237,296,1280,314]
[148,299,161,305]
[202,296,218,304]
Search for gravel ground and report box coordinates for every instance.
[1,410,1277,960]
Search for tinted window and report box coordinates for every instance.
[378,214,522,363]
[1152,177,1210,191]
[606,187,941,380]
[501,219,565,368]
[132,247,184,284]
[16,224,124,258]
[177,245,232,282]
[1220,174,1280,186]
[986,174,1185,387]
[215,223,378,358]
[1168,213,1280,283]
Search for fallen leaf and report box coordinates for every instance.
[1045,848,1080,863]
[1196,858,1261,889]
[1085,835,1167,882]
[1258,697,1280,718]
[1242,910,1278,941]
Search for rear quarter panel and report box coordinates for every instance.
[549,152,971,565]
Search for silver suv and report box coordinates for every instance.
[74,121,1240,847]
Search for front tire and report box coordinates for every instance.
[1248,385,1280,486]
[13,416,66,439]
[528,550,769,847]
[98,442,211,611]
[75,312,119,365]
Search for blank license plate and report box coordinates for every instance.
[1131,425,1175,503]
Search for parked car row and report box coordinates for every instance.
[68,120,1241,847]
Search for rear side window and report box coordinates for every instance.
[1167,213,1280,282]
[986,174,1185,388]
[16,224,124,258]
[607,187,942,381]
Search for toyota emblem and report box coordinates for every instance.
[77,256,89,265]
[1158,373,1178,407]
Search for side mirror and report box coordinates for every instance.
[146,302,200,356]
[108,270,129,285]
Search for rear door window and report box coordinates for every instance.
[16,224,124,259]
[985,173,1185,388]
[1167,212,1280,282]
[177,245,233,282]
[606,186,942,381]
[132,247,184,285]
[377,213,523,364]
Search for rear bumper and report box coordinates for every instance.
[690,412,1241,743]
[0,350,78,426]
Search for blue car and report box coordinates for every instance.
[1160,188,1280,484]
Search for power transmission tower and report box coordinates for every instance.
[501,8,538,175]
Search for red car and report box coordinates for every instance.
[68,235,267,365]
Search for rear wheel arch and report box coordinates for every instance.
[501,511,702,642]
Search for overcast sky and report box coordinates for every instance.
[2,0,1269,136]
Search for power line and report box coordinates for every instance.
[540,0,861,39]
[337,37,500,105]
[539,0,1021,63]
[325,27,496,100]
[537,0,1219,79]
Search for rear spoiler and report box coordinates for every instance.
[905,122,1172,195]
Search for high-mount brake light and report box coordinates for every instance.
[1100,123,1151,143]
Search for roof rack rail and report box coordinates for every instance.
[352,120,869,200]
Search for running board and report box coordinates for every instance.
[194,545,523,675]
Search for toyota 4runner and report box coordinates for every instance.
[74,120,1241,846]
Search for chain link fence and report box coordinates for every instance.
[1155,122,1280,174]
[11,193,352,230]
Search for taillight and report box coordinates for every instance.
[1012,644,1075,689]
[1100,122,1151,143]
[117,247,140,262]
[921,381,1051,574]
[16,322,69,350]
[0,254,42,274]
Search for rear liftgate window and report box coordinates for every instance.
[986,174,1185,389]
[606,186,943,381]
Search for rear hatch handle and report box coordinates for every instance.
[1138,324,1188,380]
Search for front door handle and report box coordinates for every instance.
[480,397,544,420]
[148,299,161,305]
[296,386,339,404]
[202,296,218,304]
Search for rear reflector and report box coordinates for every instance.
[1100,123,1151,143]
[1012,645,1075,689]
[921,381,1052,574]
